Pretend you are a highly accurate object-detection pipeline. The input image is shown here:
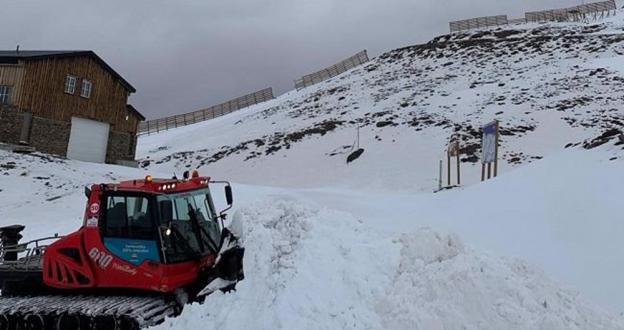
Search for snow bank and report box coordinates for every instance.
[379,230,622,330]
[153,198,624,330]
[296,146,624,312]
[154,197,397,329]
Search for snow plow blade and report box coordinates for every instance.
[198,228,245,297]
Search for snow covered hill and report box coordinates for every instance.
[1,10,624,330]
[139,19,624,191]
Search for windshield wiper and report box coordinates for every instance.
[188,206,219,253]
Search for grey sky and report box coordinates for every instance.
[3,0,579,119]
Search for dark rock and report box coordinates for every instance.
[376,121,395,128]
[347,148,365,164]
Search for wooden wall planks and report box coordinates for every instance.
[0,63,26,105]
[16,56,135,133]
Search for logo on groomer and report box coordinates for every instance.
[103,238,160,266]
[88,247,112,269]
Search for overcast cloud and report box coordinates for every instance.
[3,0,578,119]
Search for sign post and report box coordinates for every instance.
[438,160,443,191]
[493,120,499,177]
[481,120,499,181]
[447,152,451,186]
[456,149,461,185]
[447,138,461,186]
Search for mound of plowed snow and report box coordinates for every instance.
[379,230,620,330]
[153,197,623,330]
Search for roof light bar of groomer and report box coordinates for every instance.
[182,170,209,184]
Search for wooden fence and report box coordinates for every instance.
[294,50,369,90]
[138,88,274,135]
[526,0,616,23]
[449,0,617,32]
[449,15,509,33]
[508,18,528,25]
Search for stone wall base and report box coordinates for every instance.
[1,106,137,163]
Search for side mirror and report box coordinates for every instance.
[225,185,233,206]
[84,187,91,199]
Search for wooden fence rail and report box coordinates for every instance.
[138,88,274,135]
[294,50,369,90]
[508,18,528,25]
[450,0,616,32]
[526,0,616,22]
[449,15,509,33]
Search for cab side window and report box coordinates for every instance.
[103,195,154,240]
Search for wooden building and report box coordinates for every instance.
[0,50,144,164]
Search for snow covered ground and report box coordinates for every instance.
[1,141,623,329]
[154,196,623,330]
[0,151,148,240]
[2,8,624,330]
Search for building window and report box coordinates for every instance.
[81,79,92,98]
[64,75,77,94]
[0,85,11,104]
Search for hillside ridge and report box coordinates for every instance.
[138,18,624,190]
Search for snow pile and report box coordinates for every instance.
[379,230,622,330]
[155,197,397,329]
[296,146,624,311]
[154,198,623,330]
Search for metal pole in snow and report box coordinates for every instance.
[438,160,443,191]
[447,151,451,186]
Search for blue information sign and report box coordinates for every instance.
[482,121,498,164]
[103,238,160,266]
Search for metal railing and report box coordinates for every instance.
[0,236,60,268]
[138,88,275,135]
[294,50,369,90]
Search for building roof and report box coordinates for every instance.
[0,50,136,93]
[126,104,146,121]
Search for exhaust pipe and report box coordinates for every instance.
[0,225,25,262]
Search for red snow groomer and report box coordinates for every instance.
[0,171,244,330]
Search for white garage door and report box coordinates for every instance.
[67,117,110,163]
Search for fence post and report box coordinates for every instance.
[438,160,443,191]
[447,151,451,186]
